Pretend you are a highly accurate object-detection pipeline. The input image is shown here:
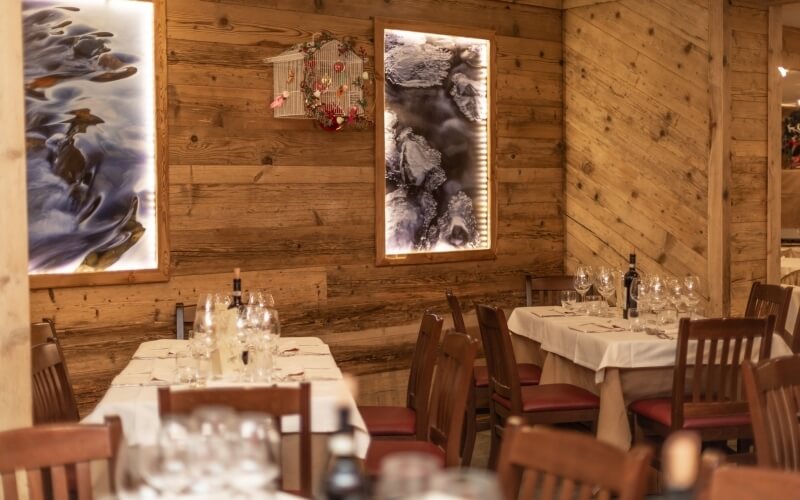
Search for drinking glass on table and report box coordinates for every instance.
[229,413,280,495]
[684,275,701,319]
[142,416,193,495]
[573,265,594,313]
[628,278,645,332]
[175,350,196,385]
[559,290,578,313]
[595,267,617,316]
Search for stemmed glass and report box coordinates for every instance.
[595,267,617,316]
[573,265,594,313]
[684,275,701,319]
[629,278,645,332]
[229,413,281,495]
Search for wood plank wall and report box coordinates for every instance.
[29,0,565,415]
[564,0,770,315]
[729,0,768,313]
[563,1,712,287]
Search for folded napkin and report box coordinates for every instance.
[529,308,569,318]
[277,337,324,347]
[278,342,331,356]
[111,359,174,386]
[133,340,187,359]
[276,355,337,371]
[569,322,626,333]
[276,366,343,382]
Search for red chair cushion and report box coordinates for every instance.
[629,398,751,430]
[358,406,416,436]
[492,384,600,412]
[364,439,445,476]
[474,363,542,388]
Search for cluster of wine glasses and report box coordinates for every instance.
[117,408,281,498]
[189,291,281,384]
[629,275,701,330]
[572,265,619,316]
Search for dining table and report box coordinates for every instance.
[82,336,369,496]
[507,297,797,450]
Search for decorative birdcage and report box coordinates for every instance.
[264,32,371,131]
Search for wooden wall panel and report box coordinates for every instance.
[730,0,768,314]
[564,0,711,289]
[29,0,564,415]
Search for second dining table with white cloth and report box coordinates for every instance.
[83,336,369,494]
[507,291,798,450]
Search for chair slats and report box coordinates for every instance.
[744,355,800,471]
[0,417,121,500]
[31,342,79,424]
[406,312,444,438]
[497,418,653,500]
[745,282,793,346]
[158,383,313,497]
[445,289,467,334]
[709,465,800,499]
[525,275,576,307]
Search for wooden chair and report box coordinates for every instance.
[175,302,196,340]
[158,383,312,497]
[524,274,576,307]
[364,331,478,475]
[30,319,56,346]
[708,465,800,499]
[359,312,443,440]
[476,304,600,469]
[32,341,80,424]
[447,290,542,465]
[744,281,792,344]
[630,316,776,457]
[0,416,122,500]
[743,355,800,470]
[497,417,653,500]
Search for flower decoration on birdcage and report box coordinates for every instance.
[265,32,372,131]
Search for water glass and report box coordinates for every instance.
[629,308,645,332]
[573,265,594,313]
[195,356,212,387]
[658,308,677,326]
[585,294,603,316]
[428,469,502,500]
[376,452,441,500]
[176,351,196,385]
[559,290,578,312]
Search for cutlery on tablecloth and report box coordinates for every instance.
[569,322,626,333]
[644,327,674,340]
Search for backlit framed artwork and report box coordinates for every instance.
[22,0,168,288]
[375,19,496,266]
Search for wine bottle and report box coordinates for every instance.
[321,378,366,500]
[228,267,243,310]
[622,253,639,319]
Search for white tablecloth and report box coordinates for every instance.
[83,337,369,458]
[782,258,800,280]
[508,307,793,384]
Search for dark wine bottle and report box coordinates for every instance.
[622,253,639,319]
[321,379,366,500]
[228,267,243,310]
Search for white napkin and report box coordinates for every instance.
[276,355,337,370]
[529,308,569,318]
[277,337,324,347]
[133,339,187,359]
[569,322,626,333]
[278,342,331,356]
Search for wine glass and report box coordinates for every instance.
[629,278,645,332]
[573,265,594,313]
[595,267,617,316]
[228,413,280,495]
[684,275,701,319]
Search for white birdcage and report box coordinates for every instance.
[265,34,366,122]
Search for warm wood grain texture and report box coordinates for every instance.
[767,7,781,284]
[29,0,564,415]
[783,170,800,229]
[563,0,712,294]
[1,0,32,433]
[730,0,769,313]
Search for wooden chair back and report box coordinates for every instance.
[32,342,80,424]
[158,383,312,497]
[525,275,576,307]
[426,330,478,466]
[0,416,122,500]
[497,417,653,500]
[406,312,444,438]
[743,355,800,470]
[708,465,800,499]
[445,289,467,334]
[175,302,196,340]
[672,316,775,430]
[475,304,521,413]
[745,281,792,339]
[30,320,56,346]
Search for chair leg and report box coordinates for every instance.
[488,405,501,470]
[461,383,477,466]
